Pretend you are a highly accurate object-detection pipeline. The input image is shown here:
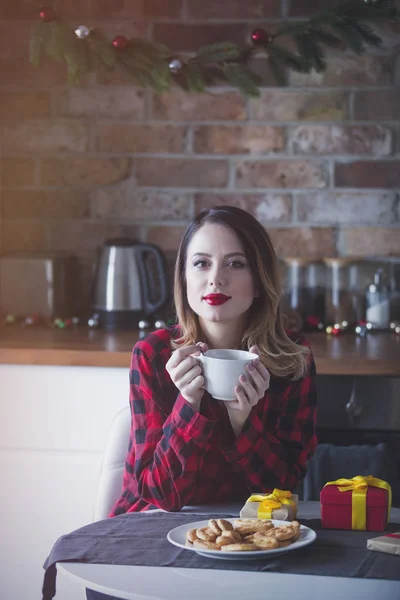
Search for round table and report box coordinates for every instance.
[57,501,400,600]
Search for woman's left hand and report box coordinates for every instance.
[223,346,270,434]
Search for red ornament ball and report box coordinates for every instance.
[112,35,129,51]
[39,6,56,22]
[305,315,320,328]
[251,28,271,46]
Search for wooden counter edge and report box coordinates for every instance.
[0,348,131,368]
[1,347,400,376]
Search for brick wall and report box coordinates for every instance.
[0,0,399,311]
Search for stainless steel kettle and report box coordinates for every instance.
[91,238,168,330]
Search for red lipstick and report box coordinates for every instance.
[203,294,231,306]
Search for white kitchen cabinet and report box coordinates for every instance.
[0,364,129,600]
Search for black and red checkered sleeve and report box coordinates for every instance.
[222,348,318,493]
[118,341,218,512]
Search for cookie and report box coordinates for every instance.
[260,522,299,542]
[208,519,222,536]
[221,543,259,552]
[278,539,293,548]
[196,527,217,542]
[234,518,269,527]
[234,520,274,535]
[216,531,241,546]
[274,521,300,542]
[193,539,220,551]
[251,532,280,549]
[216,535,236,547]
[222,530,241,541]
[291,530,301,542]
[216,518,234,532]
[186,528,198,544]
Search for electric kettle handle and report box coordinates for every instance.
[134,244,168,315]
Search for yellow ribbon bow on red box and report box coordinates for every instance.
[324,475,392,531]
[247,489,296,519]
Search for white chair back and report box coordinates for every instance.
[93,406,131,522]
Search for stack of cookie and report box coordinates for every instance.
[186,518,301,552]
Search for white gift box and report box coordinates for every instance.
[367,532,400,556]
[239,493,298,521]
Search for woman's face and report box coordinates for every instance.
[185,223,257,326]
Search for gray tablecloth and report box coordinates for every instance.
[42,511,400,600]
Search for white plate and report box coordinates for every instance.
[167,518,317,561]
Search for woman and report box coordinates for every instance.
[110,205,318,516]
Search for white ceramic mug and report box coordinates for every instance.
[196,349,258,401]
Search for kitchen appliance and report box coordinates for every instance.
[282,257,325,327]
[366,268,391,329]
[0,252,79,318]
[301,375,400,508]
[323,257,366,326]
[91,238,168,330]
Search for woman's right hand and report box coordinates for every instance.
[166,343,208,410]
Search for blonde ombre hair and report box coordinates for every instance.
[172,206,311,380]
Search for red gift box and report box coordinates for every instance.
[320,484,389,531]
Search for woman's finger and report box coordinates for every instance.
[167,344,202,369]
[178,363,202,389]
[171,354,199,381]
[238,374,258,405]
[234,384,252,409]
[245,363,268,395]
[197,342,208,353]
[249,344,259,356]
[223,399,240,410]
[253,358,270,382]
[184,374,205,396]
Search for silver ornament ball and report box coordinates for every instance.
[75,25,90,39]
[355,325,367,337]
[390,321,400,335]
[88,314,100,328]
[169,58,183,73]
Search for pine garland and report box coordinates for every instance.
[29,1,398,97]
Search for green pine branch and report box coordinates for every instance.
[88,29,118,70]
[151,61,172,93]
[267,55,287,86]
[193,42,241,64]
[294,34,326,72]
[307,27,343,48]
[29,20,48,67]
[330,19,368,53]
[28,0,399,96]
[181,63,208,93]
[267,44,310,73]
[222,63,260,97]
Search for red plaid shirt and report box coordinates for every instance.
[110,326,317,515]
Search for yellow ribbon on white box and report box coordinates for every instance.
[323,475,392,531]
[247,489,297,519]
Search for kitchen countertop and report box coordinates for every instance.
[0,327,399,375]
